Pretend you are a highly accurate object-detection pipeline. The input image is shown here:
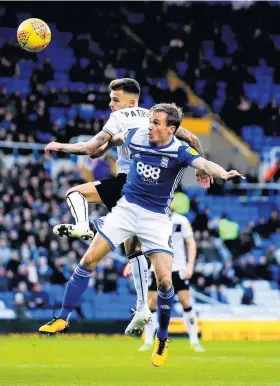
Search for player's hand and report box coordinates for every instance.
[123,263,132,277]
[44,141,62,154]
[184,265,194,279]
[195,170,214,189]
[222,170,246,181]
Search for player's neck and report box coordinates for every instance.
[150,135,174,148]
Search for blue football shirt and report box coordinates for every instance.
[122,127,201,214]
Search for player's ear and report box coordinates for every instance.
[129,98,136,107]
[169,125,176,134]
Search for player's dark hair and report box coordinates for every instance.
[109,78,141,97]
[150,103,183,130]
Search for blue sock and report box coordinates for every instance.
[58,264,92,320]
[157,286,174,340]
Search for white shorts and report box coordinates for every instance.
[94,196,173,256]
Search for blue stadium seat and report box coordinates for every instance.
[0,292,13,309]
[49,107,65,122]
[176,62,188,76]
[115,69,127,78]
[81,302,94,320]
[54,72,69,82]
[79,104,95,121]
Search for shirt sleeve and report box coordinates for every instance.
[181,217,193,238]
[178,145,201,166]
[102,113,120,136]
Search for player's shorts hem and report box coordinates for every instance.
[96,228,115,250]
[144,249,173,257]
[91,218,104,232]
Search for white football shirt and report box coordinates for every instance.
[102,107,149,174]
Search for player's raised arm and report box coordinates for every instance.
[191,156,246,181]
[44,130,112,156]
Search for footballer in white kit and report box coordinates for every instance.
[138,211,205,352]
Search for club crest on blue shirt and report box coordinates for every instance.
[134,153,141,159]
[160,156,169,168]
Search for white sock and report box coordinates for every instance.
[66,191,89,229]
[144,311,158,345]
[129,254,149,312]
[183,308,199,345]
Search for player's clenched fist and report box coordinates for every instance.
[44,142,62,154]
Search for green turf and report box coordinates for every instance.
[0,336,279,386]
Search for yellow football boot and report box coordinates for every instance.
[39,317,69,335]
[152,336,169,367]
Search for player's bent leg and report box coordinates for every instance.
[53,183,102,240]
[124,237,152,337]
[68,183,103,204]
[124,282,152,337]
[39,234,111,335]
[139,291,157,352]
[178,290,205,352]
[125,237,149,312]
[149,252,173,367]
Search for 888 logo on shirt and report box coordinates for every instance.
[136,161,161,183]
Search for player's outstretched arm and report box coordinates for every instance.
[109,132,125,146]
[191,157,246,180]
[44,130,112,156]
[175,127,213,189]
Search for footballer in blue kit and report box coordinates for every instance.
[40,103,244,367]
[123,126,201,215]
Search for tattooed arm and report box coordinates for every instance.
[44,130,112,156]
[175,126,205,157]
[175,127,214,189]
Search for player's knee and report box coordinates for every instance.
[157,277,172,292]
[181,299,191,308]
[80,248,96,270]
[148,296,157,310]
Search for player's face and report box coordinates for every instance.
[148,112,176,146]
[109,90,136,112]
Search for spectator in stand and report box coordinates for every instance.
[253,217,270,239]
[256,256,271,281]
[266,210,280,236]
[0,266,8,291]
[27,283,49,310]
[102,256,118,293]
[241,282,255,305]
[208,284,229,304]
[13,282,30,319]
[192,208,210,235]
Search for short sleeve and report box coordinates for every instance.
[178,145,201,166]
[102,113,120,136]
[181,217,193,238]
[124,128,138,147]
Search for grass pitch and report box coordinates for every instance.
[0,336,279,386]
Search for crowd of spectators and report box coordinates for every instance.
[0,158,127,317]
[1,2,280,147]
